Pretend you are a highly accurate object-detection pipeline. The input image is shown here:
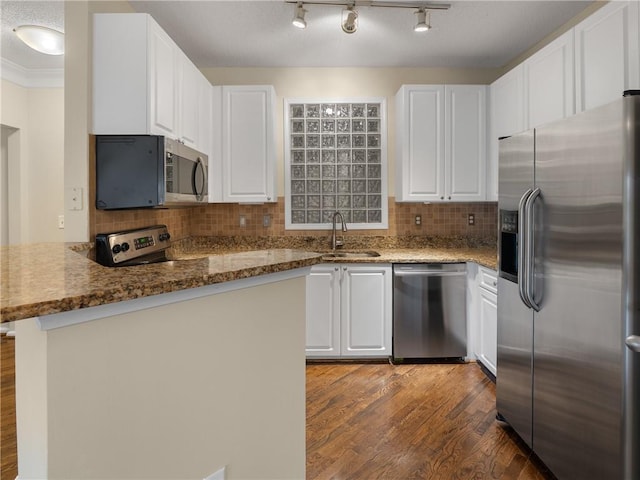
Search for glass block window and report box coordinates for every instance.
[284,98,388,230]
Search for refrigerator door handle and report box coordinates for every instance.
[525,187,541,312]
[625,335,640,352]
[518,189,534,309]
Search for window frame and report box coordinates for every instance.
[283,97,388,230]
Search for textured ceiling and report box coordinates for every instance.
[1,0,64,69]
[1,1,593,71]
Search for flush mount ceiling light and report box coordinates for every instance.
[292,2,307,28]
[13,25,64,55]
[286,1,449,34]
[414,8,431,32]
[341,5,358,34]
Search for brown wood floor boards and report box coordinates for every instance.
[1,334,17,480]
[306,363,554,480]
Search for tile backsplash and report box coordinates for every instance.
[92,198,497,244]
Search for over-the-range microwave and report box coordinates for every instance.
[95,135,208,209]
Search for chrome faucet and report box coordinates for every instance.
[331,211,348,250]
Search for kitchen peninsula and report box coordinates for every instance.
[1,240,495,480]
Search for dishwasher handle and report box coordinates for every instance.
[393,270,466,277]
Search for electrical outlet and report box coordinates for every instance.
[58,215,65,229]
[468,213,475,225]
[263,214,271,227]
[415,215,421,226]
[239,215,246,227]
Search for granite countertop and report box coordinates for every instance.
[0,239,497,323]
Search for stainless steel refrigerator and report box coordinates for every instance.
[497,92,640,480]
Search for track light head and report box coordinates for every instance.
[414,8,431,32]
[292,2,307,29]
[341,6,358,34]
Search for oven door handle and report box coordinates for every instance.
[192,158,207,201]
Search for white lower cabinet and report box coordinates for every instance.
[473,265,498,376]
[306,264,392,358]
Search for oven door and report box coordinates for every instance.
[165,146,208,204]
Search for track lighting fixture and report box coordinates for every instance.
[341,5,358,34]
[292,2,307,29]
[414,8,431,32]
[287,1,449,34]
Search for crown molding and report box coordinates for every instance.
[1,58,63,88]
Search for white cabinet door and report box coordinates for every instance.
[177,53,201,149]
[148,19,178,138]
[575,1,640,113]
[221,86,277,203]
[488,65,525,201]
[306,266,341,357]
[477,286,497,376]
[395,85,445,202]
[340,265,392,357]
[93,13,212,159]
[445,85,487,202]
[525,30,575,128]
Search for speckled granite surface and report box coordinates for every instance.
[1,237,497,323]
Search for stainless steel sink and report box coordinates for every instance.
[322,251,381,258]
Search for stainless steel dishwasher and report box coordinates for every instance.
[392,263,467,362]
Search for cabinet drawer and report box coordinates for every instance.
[478,266,498,294]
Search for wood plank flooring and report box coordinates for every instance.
[1,334,17,480]
[307,363,554,480]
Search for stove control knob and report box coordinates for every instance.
[159,233,171,242]
[121,242,130,252]
[112,244,122,254]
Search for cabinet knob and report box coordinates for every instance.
[334,267,339,271]
[440,196,444,200]
[448,196,451,200]
[343,267,347,271]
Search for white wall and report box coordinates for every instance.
[0,79,64,244]
[15,277,307,480]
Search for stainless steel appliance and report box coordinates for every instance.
[95,135,208,209]
[392,263,467,362]
[497,92,640,480]
[95,225,171,267]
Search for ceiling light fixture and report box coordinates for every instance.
[414,8,431,32]
[341,5,358,34]
[13,25,64,56]
[292,2,307,29]
[286,1,449,34]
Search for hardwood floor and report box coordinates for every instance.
[307,363,554,480]
[1,334,17,480]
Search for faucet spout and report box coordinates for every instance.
[331,211,348,251]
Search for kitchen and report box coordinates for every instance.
[1,0,637,479]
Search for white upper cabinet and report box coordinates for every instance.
[488,65,525,201]
[575,1,640,113]
[396,85,445,202]
[220,85,277,203]
[445,85,487,202]
[524,29,575,129]
[396,84,487,203]
[93,13,211,155]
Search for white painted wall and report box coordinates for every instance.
[0,79,64,244]
[15,276,307,480]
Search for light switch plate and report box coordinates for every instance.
[65,187,83,211]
